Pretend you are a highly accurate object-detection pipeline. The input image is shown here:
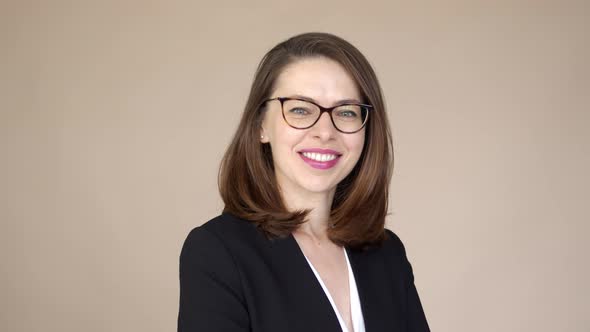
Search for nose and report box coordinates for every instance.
[310,112,337,140]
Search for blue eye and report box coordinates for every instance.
[336,110,358,118]
[289,108,310,115]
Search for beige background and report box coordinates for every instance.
[1,1,589,331]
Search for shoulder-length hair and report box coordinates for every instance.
[218,32,393,251]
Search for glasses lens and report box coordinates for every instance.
[282,99,369,133]
[332,105,368,132]
[282,99,320,128]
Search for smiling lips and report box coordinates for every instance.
[297,148,342,170]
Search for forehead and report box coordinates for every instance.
[272,57,361,105]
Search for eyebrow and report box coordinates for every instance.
[287,94,362,106]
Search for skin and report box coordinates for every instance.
[259,56,366,331]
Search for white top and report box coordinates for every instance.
[303,247,366,332]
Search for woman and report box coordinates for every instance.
[178,32,430,332]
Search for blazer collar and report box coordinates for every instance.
[272,233,391,331]
[346,245,394,332]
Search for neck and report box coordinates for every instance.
[277,181,335,242]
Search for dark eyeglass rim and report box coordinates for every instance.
[260,97,373,134]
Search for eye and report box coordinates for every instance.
[288,107,310,115]
[335,110,358,118]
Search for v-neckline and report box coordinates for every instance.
[288,233,364,332]
[303,246,362,332]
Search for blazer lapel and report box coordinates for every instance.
[268,233,343,331]
[346,246,399,332]
[268,233,398,331]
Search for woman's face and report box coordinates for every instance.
[260,56,366,197]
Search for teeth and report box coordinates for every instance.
[302,152,338,162]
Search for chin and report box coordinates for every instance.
[297,179,338,194]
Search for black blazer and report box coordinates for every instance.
[178,212,430,332]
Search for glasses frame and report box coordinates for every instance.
[262,97,373,134]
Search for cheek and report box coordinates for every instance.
[347,133,366,157]
[277,115,306,139]
[271,125,304,156]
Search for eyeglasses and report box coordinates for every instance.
[262,97,372,134]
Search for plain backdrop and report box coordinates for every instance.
[1,1,589,331]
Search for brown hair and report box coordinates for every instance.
[218,32,393,250]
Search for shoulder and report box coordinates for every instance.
[179,213,255,290]
[348,227,410,268]
[380,228,414,274]
[179,215,234,272]
[201,212,263,239]
[180,212,264,262]
[380,228,418,285]
[382,227,409,257]
[184,212,253,240]
[178,214,251,330]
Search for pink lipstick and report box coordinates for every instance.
[297,148,342,170]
